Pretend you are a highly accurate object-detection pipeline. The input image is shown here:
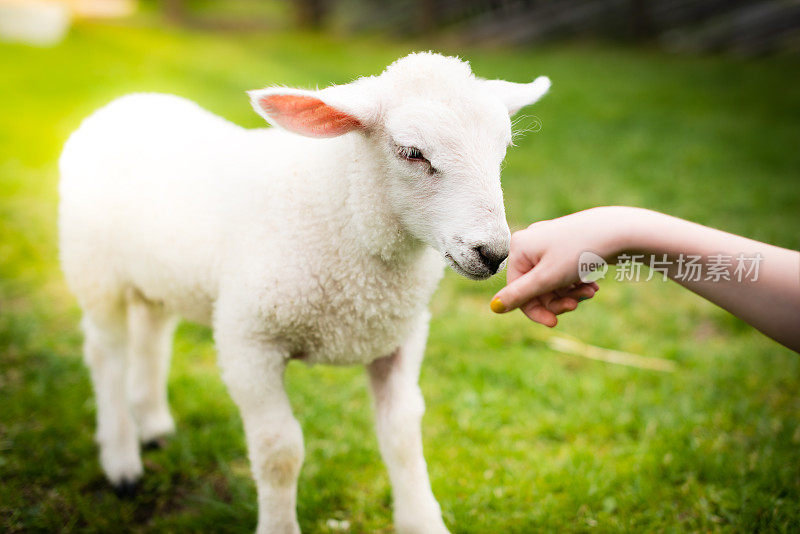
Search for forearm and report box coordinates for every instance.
[607,207,800,351]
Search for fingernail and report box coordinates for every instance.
[490,297,506,313]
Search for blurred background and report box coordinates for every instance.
[4,0,800,52]
[1,1,799,533]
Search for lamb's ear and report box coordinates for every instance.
[248,86,371,138]
[480,76,551,115]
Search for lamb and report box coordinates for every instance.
[58,52,550,533]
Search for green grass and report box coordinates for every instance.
[2,21,800,533]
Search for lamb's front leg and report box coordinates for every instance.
[217,334,303,534]
[367,312,449,534]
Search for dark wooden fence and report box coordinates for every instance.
[157,0,800,55]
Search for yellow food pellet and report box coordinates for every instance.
[490,297,506,313]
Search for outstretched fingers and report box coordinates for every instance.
[491,264,561,313]
[520,293,578,327]
[492,275,599,325]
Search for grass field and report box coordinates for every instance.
[1,21,799,533]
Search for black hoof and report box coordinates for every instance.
[112,479,140,498]
[142,437,168,451]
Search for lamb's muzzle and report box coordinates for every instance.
[475,243,509,274]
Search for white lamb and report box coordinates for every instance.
[58,52,550,533]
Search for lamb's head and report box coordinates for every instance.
[249,52,550,280]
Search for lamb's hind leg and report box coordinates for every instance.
[126,289,178,447]
[82,305,142,493]
[216,328,304,534]
[367,311,449,534]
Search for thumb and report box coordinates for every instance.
[491,263,559,313]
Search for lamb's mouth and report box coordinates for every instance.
[444,251,493,281]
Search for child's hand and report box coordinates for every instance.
[489,206,800,351]
[490,207,627,326]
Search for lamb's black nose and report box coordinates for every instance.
[474,245,508,274]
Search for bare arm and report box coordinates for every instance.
[491,206,800,352]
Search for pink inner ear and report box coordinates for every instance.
[258,94,362,137]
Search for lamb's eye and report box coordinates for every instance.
[396,145,436,175]
[398,146,425,161]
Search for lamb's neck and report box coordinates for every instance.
[335,134,425,266]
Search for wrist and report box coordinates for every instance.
[588,206,655,262]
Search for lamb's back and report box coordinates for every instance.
[60,93,244,193]
[58,94,266,322]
